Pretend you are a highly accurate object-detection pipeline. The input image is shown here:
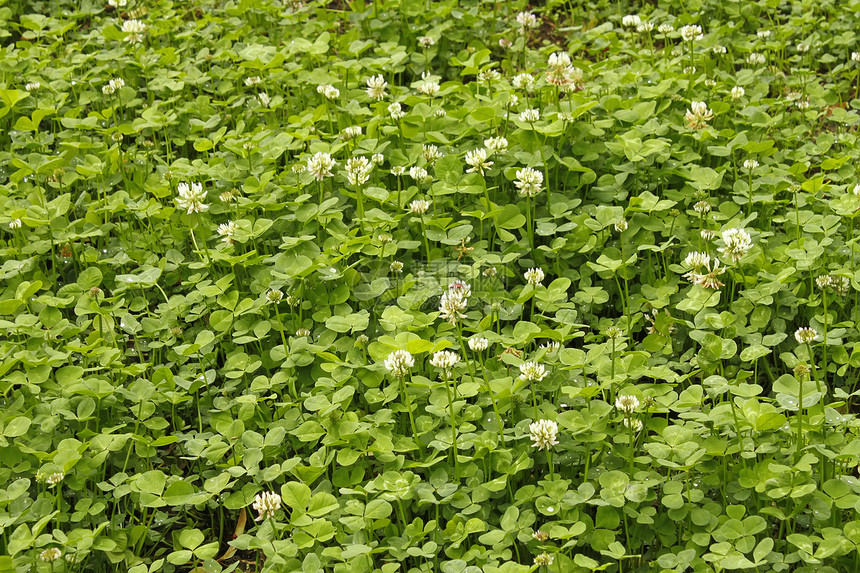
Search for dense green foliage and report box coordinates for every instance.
[3,0,860,571]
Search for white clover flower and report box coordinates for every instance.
[430,350,460,370]
[541,341,561,353]
[637,22,654,33]
[524,267,545,285]
[409,166,431,183]
[25,82,40,91]
[108,0,127,6]
[615,394,639,413]
[529,419,559,450]
[515,167,543,196]
[679,24,703,42]
[345,156,373,186]
[388,102,405,120]
[391,166,405,176]
[465,148,494,175]
[547,52,571,69]
[438,287,468,324]
[372,153,384,165]
[252,491,282,521]
[683,251,711,269]
[46,472,65,486]
[747,52,766,65]
[122,19,146,43]
[478,69,502,82]
[39,548,62,563]
[9,218,22,230]
[266,289,283,304]
[384,349,414,377]
[731,86,745,100]
[534,553,554,567]
[795,327,817,344]
[512,73,535,91]
[484,136,508,153]
[408,199,430,214]
[658,23,674,34]
[499,38,513,49]
[683,66,697,75]
[507,93,520,107]
[693,200,711,214]
[102,77,125,95]
[244,76,262,87]
[216,221,237,244]
[257,92,270,107]
[516,11,539,31]
[390,261,403,273]
[685,100,713,129]
[718,228,753,262]
[519,108,540,122]
[797,42,810,53]
[176,182,209,214]
[743,159,759,171]
[418,36,435,47]
[422,144,443,162]
[365,75,388,101]
[700,229,716,241]
[712,45,727,54]
[815,275,833,290]
[317,84,340,99]
[614,219,628,233]
[621,14,641,27]
[341,126,362,141]
[307,152,336,181]
[434,108,447,118]
[684,258,726,289]
[757,30,771,39]
[417,72,440,96]
[519,361,548,382]
[623,418,644,432]
[468,337,489,352]
[852,52,860,63]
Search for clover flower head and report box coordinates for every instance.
[108,0,127,6]
[390,261,404,274]
[684,258,726,289]
[685,100,713,129]
[366,75,388,100]
[512,73,535,91]
[499,38,513,49]
[122,19,146,43]
[541,341,561,353]
[519,108,540,122]
[217,221,237,244]
[615,394,639,413]
[747,52,766,65]
[623,418,644,432]
[478,69,502,82]
[797,42,810,53]
[795,327,817,344]
[484,136,508,153]
[417,72,440,96]
[515,167,543,197]
[25,82,40,91]
[637,22,654,33]
[757,30,771,39]
[388,102,405,120]
[614,219,628,233]
[176,182,209,214]
[307,152,336,181]
[465,148,494,175]
[679,24,703,42]
[683,251,710,269]
[439,286,468,324]
[102,77,125,95]
[529,419,559,450]
[718,228,752,262]
[266,289,283,304]
[743,159,759,171]
[384,349,414,377]
[345,156,373,186]
[39,549,62,563]
[46,472,65,486]
[516,11,539,31]
[296,328,311,337]
[418,36,435,47]
[693,200,711,214]
[316,84,340,99]
[9,218,22,230]
[408,199,430,214]
[422,144,443,162]
[700,229,716,241]
[524,267,545,285]
[430,350,460,370]
[468,337,489,352]
[341,126,362,141]
[712,45,727,54]
[852,52,860,63]
[621,14,641,27]
[519,361,548,382]
[658,23,674,34]
[244,76,262,87]
[372,153,384,165]
[252,491,282,521]
[534,553,554,567]
[731,86,745,100]
[409,166,431,183]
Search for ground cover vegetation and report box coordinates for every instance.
[2,0,860,570]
